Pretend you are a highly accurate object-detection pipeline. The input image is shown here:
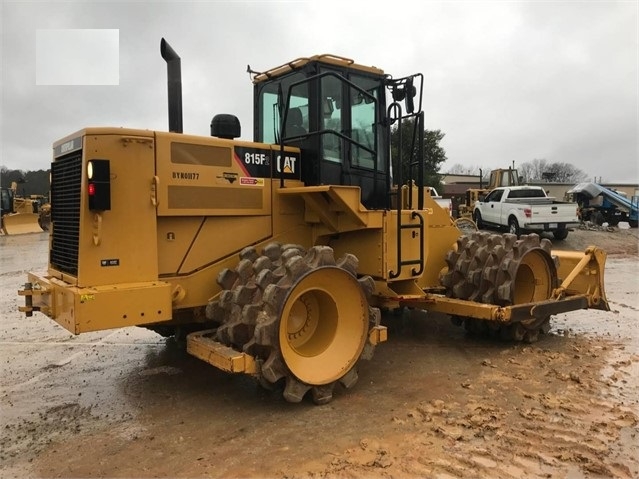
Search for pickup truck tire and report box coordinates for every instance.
[553,229,569,240]
[472,210,483,229]
[508,217,520,237]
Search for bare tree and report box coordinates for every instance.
[446,163,485,176]
[518,159,548,182]
[518,159,586,183]
[544,162,588,183]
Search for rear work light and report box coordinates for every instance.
[87,159,111,211]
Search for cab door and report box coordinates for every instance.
[318,68,386,209]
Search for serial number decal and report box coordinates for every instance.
[172,171,200,180]
[240,177,265,186]
[101,259,120,267]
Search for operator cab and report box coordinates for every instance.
[487,168,522,189]
[1,188,13,215]
[252,54,421,210]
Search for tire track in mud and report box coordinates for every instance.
[289,337,639,479]
[610,301,639,313]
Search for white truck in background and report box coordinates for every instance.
[427,187,453,217]
[473,186,579,240]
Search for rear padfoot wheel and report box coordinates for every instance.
[207,243,381,404]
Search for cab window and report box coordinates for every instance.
[257,72,308,144]
[350,79,377,170]
[321,74,342,163]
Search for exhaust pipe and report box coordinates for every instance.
[160,38,183,133]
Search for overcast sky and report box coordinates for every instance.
[1,1,637,184]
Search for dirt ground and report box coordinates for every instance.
[1,226,638,479]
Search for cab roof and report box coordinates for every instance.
[251,54,385,84]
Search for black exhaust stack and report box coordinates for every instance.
[160,38,183,133]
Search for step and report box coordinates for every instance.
[186,329,257,374]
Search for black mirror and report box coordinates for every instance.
[405,77,415,114]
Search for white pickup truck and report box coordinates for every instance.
[473,186,579,240]
[426,187,453,216]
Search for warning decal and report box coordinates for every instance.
[240,177,265,186]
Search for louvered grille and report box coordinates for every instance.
[50,152,82,276]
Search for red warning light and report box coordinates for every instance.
[87,159,111,210]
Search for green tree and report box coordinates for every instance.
[390,118,446,192]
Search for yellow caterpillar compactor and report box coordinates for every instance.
[20,40,609,404]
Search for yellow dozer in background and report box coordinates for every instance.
[457,167,522,221]
[1,182,47,235]
[20,39,609,405]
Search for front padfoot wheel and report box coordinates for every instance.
[441,231,558,343]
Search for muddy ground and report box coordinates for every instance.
[1,227,638,479]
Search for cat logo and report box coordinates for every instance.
[276,155,296,174]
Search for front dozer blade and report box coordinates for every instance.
[1,213,43,235]
[553,246,609,311]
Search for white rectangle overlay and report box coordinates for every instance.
[36,29,119,85]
